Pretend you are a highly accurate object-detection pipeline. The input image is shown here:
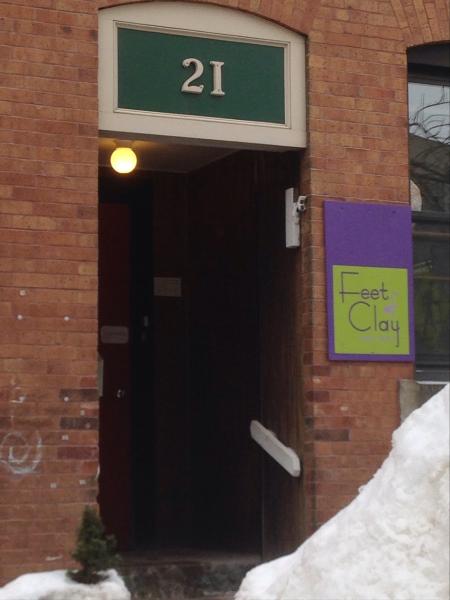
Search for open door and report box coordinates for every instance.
[256,152,305,559]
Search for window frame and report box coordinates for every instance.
[408,52,450,382]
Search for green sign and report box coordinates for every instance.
[332,265,410,355]
[117,27,285,124]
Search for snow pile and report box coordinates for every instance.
[0,569,130,600]
[237,384,450,600]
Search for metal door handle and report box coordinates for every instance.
[116,388,126,399]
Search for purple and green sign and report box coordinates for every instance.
[325,201,414,361]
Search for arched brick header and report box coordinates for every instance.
[389,0,450,47]
[97,0,320,35]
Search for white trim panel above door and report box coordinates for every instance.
[99,2,306,149]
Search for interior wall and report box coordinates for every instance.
[151,173,191,546]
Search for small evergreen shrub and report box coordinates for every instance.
[69,506,119,584]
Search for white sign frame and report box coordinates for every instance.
[99,2,306,149]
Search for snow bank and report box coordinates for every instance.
[0,569,130,600]
[237,384,450,600]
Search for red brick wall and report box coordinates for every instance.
[0,1,99,583]
[1,0,448,584]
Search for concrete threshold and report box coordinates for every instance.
[120,548,260,600]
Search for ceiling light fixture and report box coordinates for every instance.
[110,147,137,174]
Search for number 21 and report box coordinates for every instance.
[181,58,225,97]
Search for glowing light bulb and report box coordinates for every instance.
[110,147,137,174]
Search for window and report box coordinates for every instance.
[408,44,450,381]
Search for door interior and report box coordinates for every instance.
[98,145,303,558]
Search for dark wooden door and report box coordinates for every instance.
[186,150,304,556]
[188,152,261,551]
[98,202,133,548]
[257,151,305,559]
